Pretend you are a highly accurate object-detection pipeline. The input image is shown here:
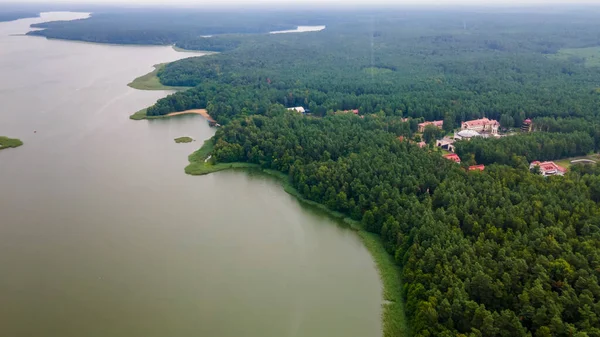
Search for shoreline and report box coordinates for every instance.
[185,140,408,337]
[130,108,216,123]
[126,58,407,337]
[127,63,192,91]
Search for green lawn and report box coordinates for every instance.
[551,47,600,67]
[127,63,192,91]
[174,136,193,143]
[555,154,600,169]
[0,136,23,150]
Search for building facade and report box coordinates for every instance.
[462,118,499,135]
[418,120,444,133]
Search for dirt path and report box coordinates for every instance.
[166,109,216,123]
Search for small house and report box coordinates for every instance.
[287,107,306,114]
[418,120,444,133]
[530,161,566,176]
[468,165,485,171]
[443,153,461,164]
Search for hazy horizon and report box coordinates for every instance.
[1,0,600,7]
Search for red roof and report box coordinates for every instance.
[443,153,461,163]
[397,136,405,141]
[469,165,485,171]
[417,141,427,148]
[531,161,567,173]
[523,119,532,124]
[418,120,444,128]
[463,118,499,128]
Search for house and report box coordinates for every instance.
[418,120,444,133]
[469,164,485,171]
[443,153,461,163]
[417,141,427,148]
[462,118,499,135]
[521,119,533,132]
[287,107,305,113]
[530,161,567,176]
[436,137,455,152]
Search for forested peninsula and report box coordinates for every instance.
[45,7,600,336]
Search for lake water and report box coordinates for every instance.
[0,13,381,337]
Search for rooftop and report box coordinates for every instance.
[463,118,499,127]
[443,153,461,163]
[469,164,485,171]
[457,129,481,138]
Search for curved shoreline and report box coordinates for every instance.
[185,140,409,337]
[128,64,407,337]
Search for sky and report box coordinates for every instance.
[2,0,599,5]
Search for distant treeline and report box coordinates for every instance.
[0,11,38,22]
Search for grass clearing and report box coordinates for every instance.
[0,136,23,150]
[174,136,193,143]
[555,153,600,169]
[127,63,192,91]
[184,138,409,337]
[551,47,600,67]
[363,67,394,75]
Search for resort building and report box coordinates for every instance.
[462,118,499,135]
[530,161,567,176]
[436,137,455,152]
[469,165,485,171]
[521,119,533,132]
[418,120,444,133]
[287,107,306,113]
[443,153,461,163]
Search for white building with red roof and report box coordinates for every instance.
[530,161,567,176]
[418,120,444,133]
[462,118,499,135]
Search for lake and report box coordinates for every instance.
[0,12,382,337]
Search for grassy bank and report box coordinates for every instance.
[185,138,408,337]
[127,63,192,91]
[175,136,194,143]
[0,136,23,150]
[130,108,172,120]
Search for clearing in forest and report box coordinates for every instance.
[551,47,600,67]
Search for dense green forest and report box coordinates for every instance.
[208,112,600,336]
[138,9,600,132]
[32,7,600,336]
[454,132,597,166]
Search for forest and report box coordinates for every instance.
[32,6,600,336]
[209,112,600,337]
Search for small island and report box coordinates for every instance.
[0,136,23,151]
[174,136,193,143]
